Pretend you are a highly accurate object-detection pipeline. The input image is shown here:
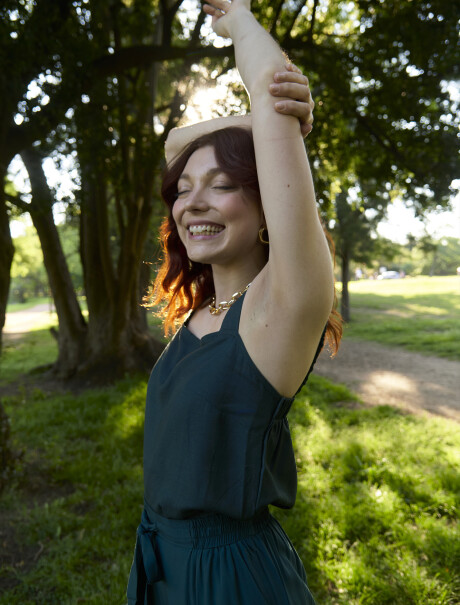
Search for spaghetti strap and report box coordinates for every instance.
[220,291,246,333]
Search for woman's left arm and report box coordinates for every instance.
[204,1,333,321]
[204,1,334,395]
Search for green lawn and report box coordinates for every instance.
[343,276,460,360]
[0,327,459,604]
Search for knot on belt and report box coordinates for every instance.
[137,516,162,584]
[127,509,163,605]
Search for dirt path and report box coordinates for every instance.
[3,305,460,422]
[315,339,460,422]
[3,303,56,341]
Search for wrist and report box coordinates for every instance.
[223,6,254,39]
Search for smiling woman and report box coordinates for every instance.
[128,1,341,604]
[152,125,265,334]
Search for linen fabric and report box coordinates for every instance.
[127,501,317,605]
[128,292,324,603]
[143,292,324,520]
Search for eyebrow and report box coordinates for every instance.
[178,167,224,182]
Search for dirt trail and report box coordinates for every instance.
[315,339,460,422]
[3,303,56,341]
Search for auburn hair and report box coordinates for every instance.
[148,126,342,355]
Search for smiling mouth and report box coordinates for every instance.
[188,224,225,236]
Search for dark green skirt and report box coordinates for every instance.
[127,503,316,605]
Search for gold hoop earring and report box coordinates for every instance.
[258,227,269,245]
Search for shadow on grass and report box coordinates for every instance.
[275,375,460,605]
[1,368,459,605]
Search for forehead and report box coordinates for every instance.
[179,146,220,180]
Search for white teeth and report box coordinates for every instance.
[188,224,224,235]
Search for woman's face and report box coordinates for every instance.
[172,145,265,269]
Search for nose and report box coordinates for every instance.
[182,185,209,212]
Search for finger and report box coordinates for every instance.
[300,123,313,138]
[274,100,314,123]
[203,0,230,13]
[273,70,309,87]
[203,3,224,16]
[269,81,310,102]
[286,62,302,75]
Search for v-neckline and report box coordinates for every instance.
[183,292,245,342]
[183,313,225,343]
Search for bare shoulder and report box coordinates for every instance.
[239,271,329,398]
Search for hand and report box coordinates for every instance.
[269,63,315,138]
[202,0,250,38]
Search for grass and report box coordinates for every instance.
[0,311,165,385]
[0,328,58,383]
[0,329,459,604]
[6,298,54,313]
[343,276,460,360]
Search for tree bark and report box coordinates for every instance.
[21,149,87,377]
[0,170,14,356]
[78,158,164,383]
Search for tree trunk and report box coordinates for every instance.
[0,170,15,356]
[79,161,164,384]
[340,250,351,323]
[21,149,88,377]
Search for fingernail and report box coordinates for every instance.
[275,102,286,110]
[270,84,280,93]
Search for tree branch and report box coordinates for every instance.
[269,0,285,36]
[5,193,30,212]
[282,0,308,45]
[190,9,207,47]
[91,43,234,76]
[354,112,422,180]
[308,0,320,44]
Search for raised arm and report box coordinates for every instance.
[165,115,251,165]
[165,64,313,164]
[204,0,334,396]
[204,1,332,306]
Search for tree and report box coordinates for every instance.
[331,190,385,320]
[287,0,460,318]
[1,0,78,355]
[2,0,459,376]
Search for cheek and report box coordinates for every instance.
[171,202,182,228]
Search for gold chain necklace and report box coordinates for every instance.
[208,282,252,316]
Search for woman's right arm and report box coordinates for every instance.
[165,115,251,164]
[165,65,313,164]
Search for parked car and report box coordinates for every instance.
[377,270,401,280]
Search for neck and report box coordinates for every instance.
[211,257,266,304]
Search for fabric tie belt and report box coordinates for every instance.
[127,509,163,605]
[126,504,272,604]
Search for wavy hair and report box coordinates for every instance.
[148,126,342,354]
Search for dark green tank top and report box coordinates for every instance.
[143,293,325,520]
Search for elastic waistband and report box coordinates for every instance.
[144,500,271,549]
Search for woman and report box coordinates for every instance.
[128,1,341,603]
